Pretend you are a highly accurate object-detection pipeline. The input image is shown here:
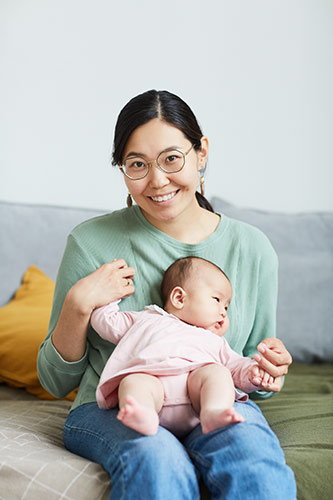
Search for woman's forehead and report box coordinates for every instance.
[123,119,189,157]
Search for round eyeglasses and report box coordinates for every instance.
[119,144,194,180]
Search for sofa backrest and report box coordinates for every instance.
[0,201,106,306]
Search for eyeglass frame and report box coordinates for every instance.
[118,144,195,180]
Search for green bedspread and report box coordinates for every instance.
[257,363,333,500]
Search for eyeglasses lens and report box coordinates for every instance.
[123,150,185,179]
[157,150,184,173]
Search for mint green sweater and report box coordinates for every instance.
[37,205,278,410]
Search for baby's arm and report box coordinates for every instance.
[91,301,139,343]
[221,339,274,393]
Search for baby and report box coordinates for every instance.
[91,256,274,436]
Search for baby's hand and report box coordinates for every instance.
[249,364,275,390]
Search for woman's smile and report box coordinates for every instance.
[148,190,179,203]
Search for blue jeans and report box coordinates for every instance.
[63,400,296,500]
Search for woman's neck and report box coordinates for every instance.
[140,205,220,244]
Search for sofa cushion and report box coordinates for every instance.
[211,197,333,363]
[0,265,77,400]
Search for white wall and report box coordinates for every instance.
[1,0,332,213]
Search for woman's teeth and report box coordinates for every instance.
[151,192,177,202]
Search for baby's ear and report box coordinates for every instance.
[169,286,186,309]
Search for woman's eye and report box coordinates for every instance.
[127,160,146,169]
[165,155,178,163]
[132,161,145,168]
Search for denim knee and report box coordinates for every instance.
[183,401,297,500]
[110,427,200,500]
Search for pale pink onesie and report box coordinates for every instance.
[91,301,258,436]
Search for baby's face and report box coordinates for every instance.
[180,265,232,336]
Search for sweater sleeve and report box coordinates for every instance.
[242,230,279,400]
[37,234,94,399]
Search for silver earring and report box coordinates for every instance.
[127,193,133,207]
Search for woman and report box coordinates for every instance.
[38,89,296,500]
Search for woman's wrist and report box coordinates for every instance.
[66,284,95,318]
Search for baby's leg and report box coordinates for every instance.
[187,364,244,434]
[117,373,164,435]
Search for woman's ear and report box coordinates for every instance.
[169,286,186,310]
[197,136,209,171]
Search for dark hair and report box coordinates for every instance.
[161,256,229,307]
[112,89,214,212]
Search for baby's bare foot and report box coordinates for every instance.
[117,395,159,435]
[201,407,245,434]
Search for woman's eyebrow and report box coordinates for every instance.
[125,146,184,158]
[125,151,146,158]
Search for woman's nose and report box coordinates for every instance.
[147,164,170,188]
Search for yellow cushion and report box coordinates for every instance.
[0,265,77,400]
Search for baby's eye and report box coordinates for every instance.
[213,297,220,302]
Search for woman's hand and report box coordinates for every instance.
[71,259,136,316]
[253,337,292,392]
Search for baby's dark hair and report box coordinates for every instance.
[161,256,229,307]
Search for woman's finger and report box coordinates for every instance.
[260,338,293,365]
[111,258,128,269]
[120,266,136,279]
[124,278,133,287]
[253,353,287,378]
[257,343,290,366]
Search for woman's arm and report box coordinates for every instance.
[52,260,135,361]
[37,232,135,398]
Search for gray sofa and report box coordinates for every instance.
[0,198,332,500]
